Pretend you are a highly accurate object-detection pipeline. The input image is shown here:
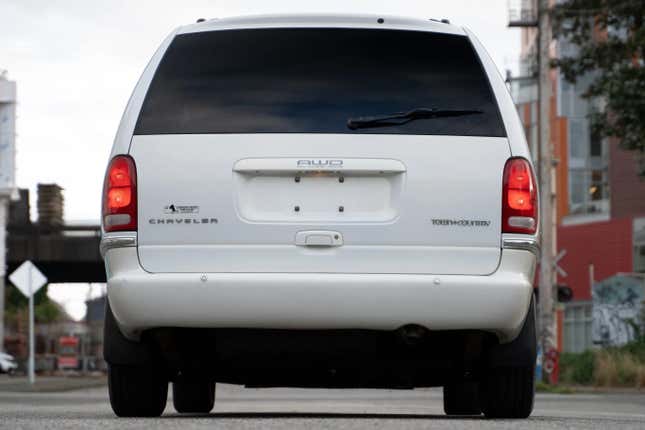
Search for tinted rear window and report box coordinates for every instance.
[135,28,505,136]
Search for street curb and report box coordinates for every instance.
[0,376,107,393]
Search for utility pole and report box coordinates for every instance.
[537,0,557,367]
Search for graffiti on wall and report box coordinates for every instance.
[592,275,644,346]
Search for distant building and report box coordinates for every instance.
[0,70,18,353]
[508,0,645,353]
[85,295,106,370]
[86,295,107,324]
[0,70,17,193]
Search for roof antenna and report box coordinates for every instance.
[196,18,206,23]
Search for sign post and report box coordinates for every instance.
[9,261,47,384]
[28,264,34,384]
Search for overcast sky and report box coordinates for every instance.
[1,0,520,223]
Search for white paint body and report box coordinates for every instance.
[102,14,538,342]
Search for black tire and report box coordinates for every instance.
[108,364,168,417]
[480,297,536,419]
[480,367,535,418]
[443,381,481,415]
[173,380,215,413]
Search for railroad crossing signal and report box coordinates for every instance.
[9,260,48,384]
[554,249,567,278]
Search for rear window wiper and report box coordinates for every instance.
[347,107,483,130]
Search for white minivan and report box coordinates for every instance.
[101,14,539,419]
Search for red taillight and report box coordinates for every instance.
[102,155,137,232]
[502,158,538,234]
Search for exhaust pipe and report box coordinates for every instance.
[397,324,428,346]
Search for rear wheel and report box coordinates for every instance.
[108,364,168,417]
[480,366,535,418]
[480,297,536,419]
[173,380,215,413]
[443,381,481,415]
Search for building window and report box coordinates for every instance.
[564,301,593,353]
[635,244,645,273]
[590,170,607,201]
[569,168,609,215]
[635,219,645,273]
[590,129,602,157]
[569,119,589,160]
[564,72,610,219]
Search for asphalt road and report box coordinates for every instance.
[1,383,645,429]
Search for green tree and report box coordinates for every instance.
[5,283,64,324]
[551,0,645,174]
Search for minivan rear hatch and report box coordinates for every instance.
[130,27,510,275]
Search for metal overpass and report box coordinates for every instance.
[7,223,104,283]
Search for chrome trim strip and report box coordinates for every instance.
[100,233,137,258]
[502,235,540,257]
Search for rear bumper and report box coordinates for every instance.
[104,245,536,343]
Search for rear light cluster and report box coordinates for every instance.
[102,155,137,232]
[502,157,538,235]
